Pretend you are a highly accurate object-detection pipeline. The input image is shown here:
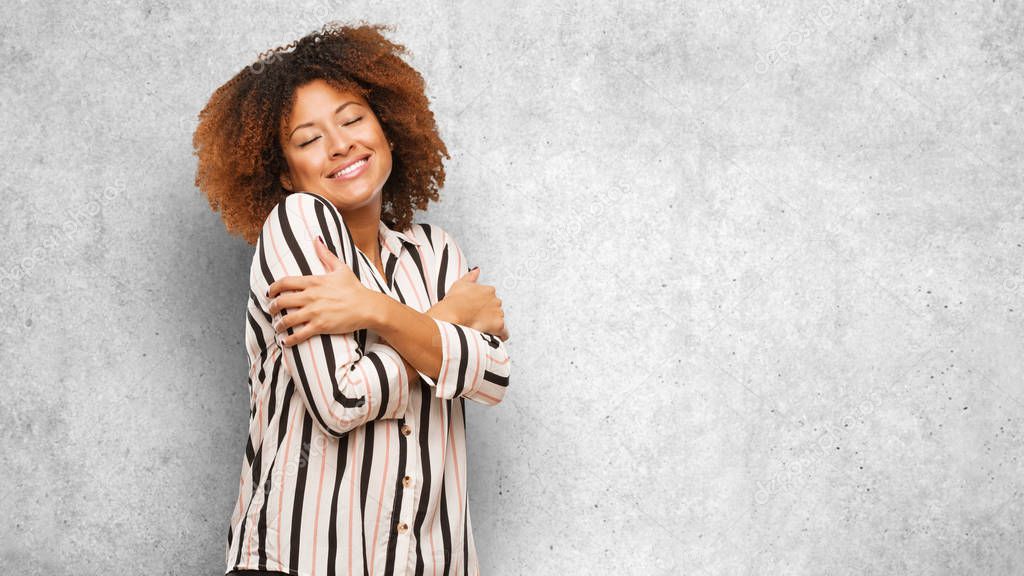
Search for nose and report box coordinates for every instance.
[325,123,353,158]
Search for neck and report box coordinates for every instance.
[338,201,382,260]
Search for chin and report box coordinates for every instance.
[321,184,381,210]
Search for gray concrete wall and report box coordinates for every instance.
[2,1,1022,574]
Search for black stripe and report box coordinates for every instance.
[439,400,454,575]
[234,396,261,567]
[439,481,452,576]
[247,375,253,414]
[393,282,406,306]
[404,244,430,298]
[248,436,263,547]
[246,310,269,382]
[249,379,257,421]
[437,244,450,301]
[382,417,409,575]
[257,354,286,570]
[461,397,469,573]
[419,223,434,249]
[234,490,247,567]
[384,250,398,289]
[483,370,510,387]
[266,355,281,440]
[363,351,390,420]
[413,386,433,576]
[326,427,351,576]
[309,192,359,281]
[288,412,313,570]
[359,251,389,292]
[250,287,273,323]
[360,425,375,576]
[258,233,272,291]
[480,332,500,349]
[451,325,470,398]
[275,199,311,270]
[313,198,343,265]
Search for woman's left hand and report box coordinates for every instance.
[267,236,373,347]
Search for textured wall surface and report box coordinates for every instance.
[2,1,1022,574]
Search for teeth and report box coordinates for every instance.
[333,158,367,177]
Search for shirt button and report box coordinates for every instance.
[400,424,412,436]
[397,522,409,534]
[402,475,412,488]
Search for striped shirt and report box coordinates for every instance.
[225,191,512,576]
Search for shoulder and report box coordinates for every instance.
[259,192,347,237]
[408,221,444,250]
[408,221,460,254]
[270,191,337,220]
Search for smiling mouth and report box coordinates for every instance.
[327,155,371,179]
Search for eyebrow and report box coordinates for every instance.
[288,101,360,139]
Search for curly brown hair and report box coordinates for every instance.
[192,21,450,245]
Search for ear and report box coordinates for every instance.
[279,171,293,192]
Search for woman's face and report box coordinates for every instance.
[278,79,392,212]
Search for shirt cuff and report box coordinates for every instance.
[416,318,486,400]
[361,341,412,420]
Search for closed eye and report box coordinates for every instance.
[298,117,363,148]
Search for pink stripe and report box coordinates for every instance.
[347,428,358,576]
[233,476,243,560]
[397,258,427,310]
[415,243,437,306]
[310,432,328,576]
[377,345,406,417]
[276,403,300,572]
[451,406,464,518]
[464,329,483,398]
[368,423,392,575]
[473,389,500,404]
[429,388,452,573]
[353,359,374,423]
[436,322,451,398]
[396,350,404,415]
[452,412,466,576]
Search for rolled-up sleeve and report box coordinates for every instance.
[250,192,410,437]
[414,226,511,405]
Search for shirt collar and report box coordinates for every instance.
[378,219,421,256]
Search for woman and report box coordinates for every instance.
[192,22,512,576]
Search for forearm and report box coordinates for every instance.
[365,292,443,381]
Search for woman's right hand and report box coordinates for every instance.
[427,268,509,341]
